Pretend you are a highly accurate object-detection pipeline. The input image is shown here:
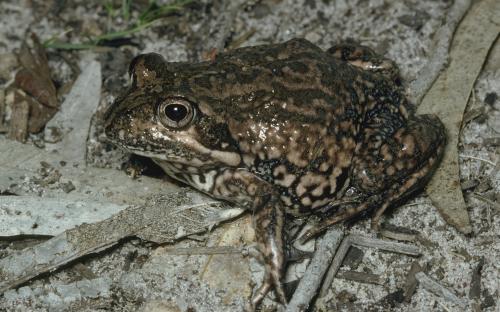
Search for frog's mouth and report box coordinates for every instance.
[108,133,242,168]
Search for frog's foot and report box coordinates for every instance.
[327,41,399,82]
[250,197,287,307]
[298,196,379,243]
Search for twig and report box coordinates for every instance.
[470,193,500,211]
[380,228,418,242]
[415,272,467,307]
[460,179,479,191]
[285,229,344,312]
[319,234,352,297]
[437,300,453,312]
[319,234,421,298]
[459,155,497,167]
[162,246,242,256]
[407,0,472,105]
[227,28,256,49]
[336,271,384,285]
[349,234,421,256]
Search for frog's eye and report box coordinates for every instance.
[157,98,195,128]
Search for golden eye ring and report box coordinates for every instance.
[157,97,195,128]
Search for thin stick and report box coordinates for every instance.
[286,229,344,312]
[459,155,497,167]
[415,272,466,307]
[336,271,384,285]
[349,234,421,256]
[470,193,500,211]
[319,234,421,298]
[319,235,352,297]
[162,246,242,256]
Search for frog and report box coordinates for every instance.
[103,38,446,308]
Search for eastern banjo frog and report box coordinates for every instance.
[104,38,445,307]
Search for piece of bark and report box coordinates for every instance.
[0,196,128,237]
[0,137,176,205]
[416,0,500,234]
[460,179,479,192]
[403,261,423,302]
[7,98,29,143]
[468,257,484,300]
[380,224,419,242]
[0,89,6,133]
[43,60,101,164]
[0,191,242,293]
[162,246,242,256]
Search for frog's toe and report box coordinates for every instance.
[251,278,271,308]
[251,261,287,306]
[271,270,288,304]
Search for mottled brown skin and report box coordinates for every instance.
[104,39,446,308]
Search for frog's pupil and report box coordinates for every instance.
[165,104,187,121]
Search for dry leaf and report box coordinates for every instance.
[417,0,500,233]
[14,33,59,134]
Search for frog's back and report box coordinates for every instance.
[193,40,364,214]
[168,39,407,215]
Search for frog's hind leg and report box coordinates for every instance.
[352,114,446,228]
[301,114,445,241]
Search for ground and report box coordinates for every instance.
[0,0,498,311]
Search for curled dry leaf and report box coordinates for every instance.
[13,33,59,134]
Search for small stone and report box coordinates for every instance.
[484,92,497,106]
[60,180,76,193]
[341,246,364,269]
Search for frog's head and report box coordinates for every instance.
[104,53,242,169]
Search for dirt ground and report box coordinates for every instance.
[0,0,498,311]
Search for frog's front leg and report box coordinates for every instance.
[210,168,287,306]
[250,195,287,307]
